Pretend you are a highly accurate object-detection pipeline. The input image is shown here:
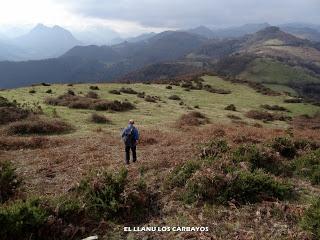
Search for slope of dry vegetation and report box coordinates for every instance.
[0,120,319,239]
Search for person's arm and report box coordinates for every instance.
[135,128,139,141]
[121,128,126,138]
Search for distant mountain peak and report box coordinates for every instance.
[257,26,281,34]
[188,25,215,38]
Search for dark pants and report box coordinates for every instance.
[125,145,137,164]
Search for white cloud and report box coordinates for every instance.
[0,0,169,37]
[0,0,319,37]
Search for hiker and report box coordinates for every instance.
[121,119,139,164]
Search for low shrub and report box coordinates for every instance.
[6,118,73,135]
[123,183,158,223]
[168,95,181,100]
[200,139,230,159]
[232,144,289,175]
[79,168,128,219]
[183,173,226,204]
[0,107,30,125]
[29,89,36,94]
[0,97,31,125]
[93,100,135,112]
[166,85,172,89]
[41,82,51,86]
[225,104,236,111]
[0,199,49,240]
[301,198,320,239]
[90,113,109,124]
[165,160,201,189]
[227,114,241,120]
[183,170,294,205]
[0,136,51,150]
[145,95,157,103]
[46,89,53,94]
[176,111,209,127]
[137,92,145,98]
[0,161,21,203]
[119,87,137,94]
[218,170,294,204]
[109,89,121,95]
[204,85,231,94]
[293,149,320,185]
[45,94,135,112]
[85,91,99,99]
[55,197,83,223]
[246,110,291,122]
[89,86,99,90]
[272,137,297,159]
[67,89,75,95]
[284,98,303,103]
[261,104,289,112]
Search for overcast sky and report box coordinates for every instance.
[0,0,319,37]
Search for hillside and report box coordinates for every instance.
[1,26,320,104]
[0,31,206,89]
[0,75,320,239]
[0,24,81,61]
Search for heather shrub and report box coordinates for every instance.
[89,85,99,90]
[301,198,320,239]
[145,95,157,102]
[0,97,30,125]
[165,160,201,189]
[119,87,137,94]
[0,161,21,203]
[168,95,181,100]
[90,113,109,124]
[293,149,320,185]
[109,89,121,95]
[176,111,209,127]
[183,173,226,204]
[246,110,291,122]
[0,199,49,240]
[137,92,145,98]
[200,139,230,159]
[78,168,128,219]
[233,144,289,175]
[272,137,297,159]
[6,118,73,135]
[183,170,293,205]
[85,91,99,99]
[261,104,289,112]
[225,104,236,111]
[218,170,294,204]
[284,98,303,103]
[45,94,134,112]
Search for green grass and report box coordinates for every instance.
[263,84,298,96]
[1,75,319,135]
[239,58,320,86]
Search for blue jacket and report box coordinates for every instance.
[121,124,139,146]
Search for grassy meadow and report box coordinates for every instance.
[1,75,319,134]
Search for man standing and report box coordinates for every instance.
[121,119,139,164]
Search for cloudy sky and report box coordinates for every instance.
[0,0,319,37]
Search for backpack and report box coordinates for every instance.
[123,127,135,146]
